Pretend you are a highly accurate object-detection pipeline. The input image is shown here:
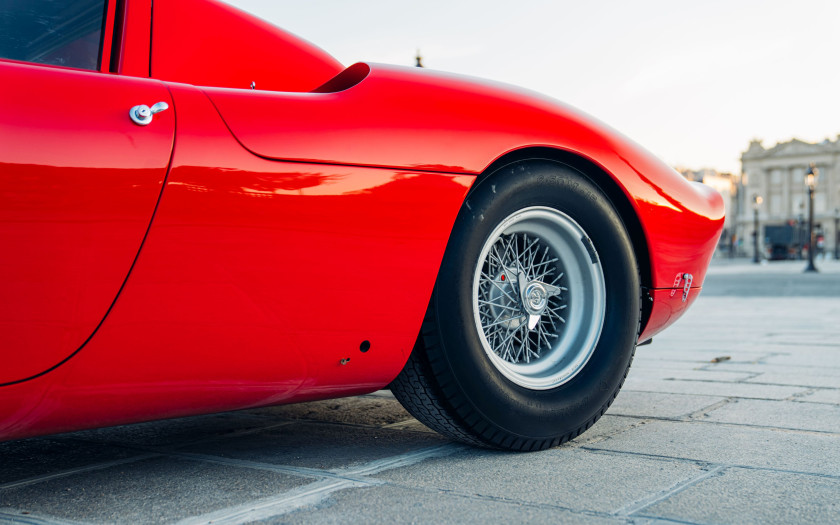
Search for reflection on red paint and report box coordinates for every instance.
[0,61,174,384]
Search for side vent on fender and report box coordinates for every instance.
[312,63,371,94]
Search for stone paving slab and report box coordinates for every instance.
[799,388,840,404]
[277,484,624,525]
[699,398,840,433]
[0,457,308,524]
[762,348,840,368]
[0,439,143,487]
[636,347,773,361]
[622,377,808,400]
[625,367,757,382]
[629,359,725,370]
[638,468,840,524]
[647,341,835,357]
[375,447,708,515]
[588,420,840,476]
[164,444,464,525]
[66,413,288,448]
[608,391,725,419]
[743,372,840,388]
[697,361,840,375]
[177,421,448,470]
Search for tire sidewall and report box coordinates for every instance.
[433,160,639,440]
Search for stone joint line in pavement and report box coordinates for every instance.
[172,444,466,525]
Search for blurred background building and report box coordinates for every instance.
[736,137,840,260]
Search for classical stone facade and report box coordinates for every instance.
[738,136,840,259]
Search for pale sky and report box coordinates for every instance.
[228,0,839,174]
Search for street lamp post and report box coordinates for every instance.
[804,163,819,273]
[834,207,839,261]
[752,194,763,264]
[738,172,748,258]
[797,212,805,260]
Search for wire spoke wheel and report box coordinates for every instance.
[472,207,606,390]
[390,161,639,451]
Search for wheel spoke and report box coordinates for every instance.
[476,228,572,367]
[482,315,524,330]
[478,299,520,311]
[480,271,519,304]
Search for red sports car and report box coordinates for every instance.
[0,0,723,451]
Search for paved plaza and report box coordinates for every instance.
[1,259,839,524]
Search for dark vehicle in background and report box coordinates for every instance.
[764,224,799,260]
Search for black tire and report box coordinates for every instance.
[390,160,640,451]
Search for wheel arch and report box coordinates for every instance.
[471,147,653,337]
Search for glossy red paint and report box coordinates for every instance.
[113,0,153,77]
[151,0,343,91]
[0,0,723,442]
[0,84,473,441]
[0,61,174,385]
[208,63,725,292]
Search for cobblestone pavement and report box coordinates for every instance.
[1,260,838,524]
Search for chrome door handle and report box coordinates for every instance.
[129,102,169,126]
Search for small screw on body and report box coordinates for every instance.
[339,358,350,365]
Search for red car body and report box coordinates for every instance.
[0,0,723,442]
